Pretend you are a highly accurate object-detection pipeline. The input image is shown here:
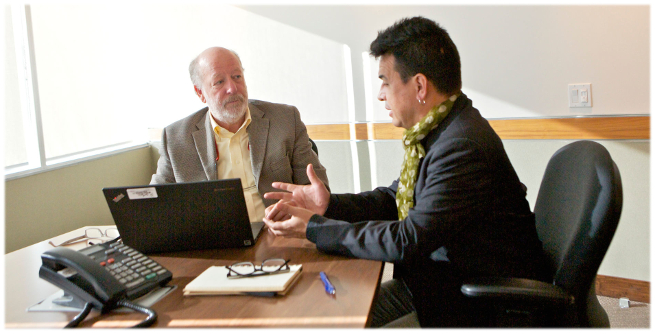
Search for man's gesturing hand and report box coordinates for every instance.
[264,164,329,221]
[263,202,314,239]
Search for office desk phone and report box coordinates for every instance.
[6,226,382,328]
[39,240,172,326]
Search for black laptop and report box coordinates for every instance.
[102,179,265,254]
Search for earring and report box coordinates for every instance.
[417,98,426,105]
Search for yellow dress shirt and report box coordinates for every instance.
[210,108,265,223]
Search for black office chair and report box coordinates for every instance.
[309,138,319,156]
[461,140,623,327]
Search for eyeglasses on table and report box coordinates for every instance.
[226,258,291,279]
[59,227,120,246]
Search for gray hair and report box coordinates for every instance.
[189,48,242,88]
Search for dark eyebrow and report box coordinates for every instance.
[378,74,386,80]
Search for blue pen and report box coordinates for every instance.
[319,271,336,295]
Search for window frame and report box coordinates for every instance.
[5,5,147,180]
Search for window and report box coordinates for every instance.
[5,4,352,179]
[4,6,29,169]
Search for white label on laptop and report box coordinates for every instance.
[126,187,158,200]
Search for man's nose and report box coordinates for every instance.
[377,89,385,101]
[225,78,237,94]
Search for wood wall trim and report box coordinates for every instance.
[304,124,351,140]
[305,116,650,140]
[596,275,650,303]
[489,116,650,140]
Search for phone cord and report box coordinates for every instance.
[62,299,157,328]
[116,299,158,328]
[64,302,93,328]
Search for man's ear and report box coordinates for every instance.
[414,73,428,102]
[194,86,206,104]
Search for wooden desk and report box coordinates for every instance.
[5,227,384,328]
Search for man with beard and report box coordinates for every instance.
[151,47,329,224]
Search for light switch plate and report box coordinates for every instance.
[569,84,592,108]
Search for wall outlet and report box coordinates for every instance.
[569,83,592,108]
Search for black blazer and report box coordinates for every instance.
[306,94,548,326]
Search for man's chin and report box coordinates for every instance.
[225,100,246,112]
[210,106,246,125]
[228,105,247,116]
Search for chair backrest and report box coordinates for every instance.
[309,138,318,156]
[533,141,622,324]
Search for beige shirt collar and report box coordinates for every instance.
[210,107,252,137]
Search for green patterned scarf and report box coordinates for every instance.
[396,93,460,220]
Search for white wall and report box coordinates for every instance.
[32,5,648,132]
[239,5,650,121]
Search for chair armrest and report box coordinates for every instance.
[461,277,573,305]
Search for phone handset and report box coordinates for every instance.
[39,247,127,312]
[40,241,171,327]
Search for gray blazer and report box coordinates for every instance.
[151,99,329,207]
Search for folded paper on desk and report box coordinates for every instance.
[29,285,176,313]
[184,265,302,296]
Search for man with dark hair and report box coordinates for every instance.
[151,47,329,224]
[370,16,462,96]
[262,17,548,327]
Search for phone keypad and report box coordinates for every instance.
[83,240,172,300]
